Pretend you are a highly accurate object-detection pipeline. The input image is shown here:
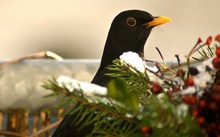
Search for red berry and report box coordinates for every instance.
[206,123,216,133]
[212,85,220,92]
[185,77,194,86]
[215,34,220,42]
[140,126,151,134]
[205,36,212,45]
[151,82,163,94]
[197,117,205,125]
[191,108,199,117]
[196,37,202,45]
[217,124,220,132]
[216,48,220,57]
[212,57,220,70]
[182,95,197,105]
[213,93,220,103]
[198,100,208,108]
[209,102,218,111]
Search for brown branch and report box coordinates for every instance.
[0,112,3,130]
[29,118,63,137]
[0,130,22,137]
[155,47,164,61]
[0,51,63,70]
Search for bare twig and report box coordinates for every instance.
[0,51,63,69]
[0,130,22,137]
[29,118,63,137]
[0,112,2,130]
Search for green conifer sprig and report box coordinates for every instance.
[106,59,152,99]
[43,78,138,137]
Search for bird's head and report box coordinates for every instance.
[93,10,170,86]
[103,10,170,60]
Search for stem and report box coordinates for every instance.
[0,51,63,69]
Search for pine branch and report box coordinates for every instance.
[43,78,138,136]
[43,76,203,137]
[106,59,152,98]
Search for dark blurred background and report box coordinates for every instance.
[0,0,219,61]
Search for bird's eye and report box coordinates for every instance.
[126,17,136,27]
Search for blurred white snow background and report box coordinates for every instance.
[0,59,99,111]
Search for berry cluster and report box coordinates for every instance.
[182,47,220,137]
[186,85,220,137]
[144,35,220,137]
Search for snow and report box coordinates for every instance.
[178,57,214,96]
[0,59,99,111]
[57,75,108,103]
[119,51,161,82]
[193,57,214,88]
[119,51,145,73]
[57,75,107,95]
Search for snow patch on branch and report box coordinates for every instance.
[57,75,107,96]
[119,51,145,73]
[56,75,108,103]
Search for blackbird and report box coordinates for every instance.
[52,10,170,137]
[91,10,170,86]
